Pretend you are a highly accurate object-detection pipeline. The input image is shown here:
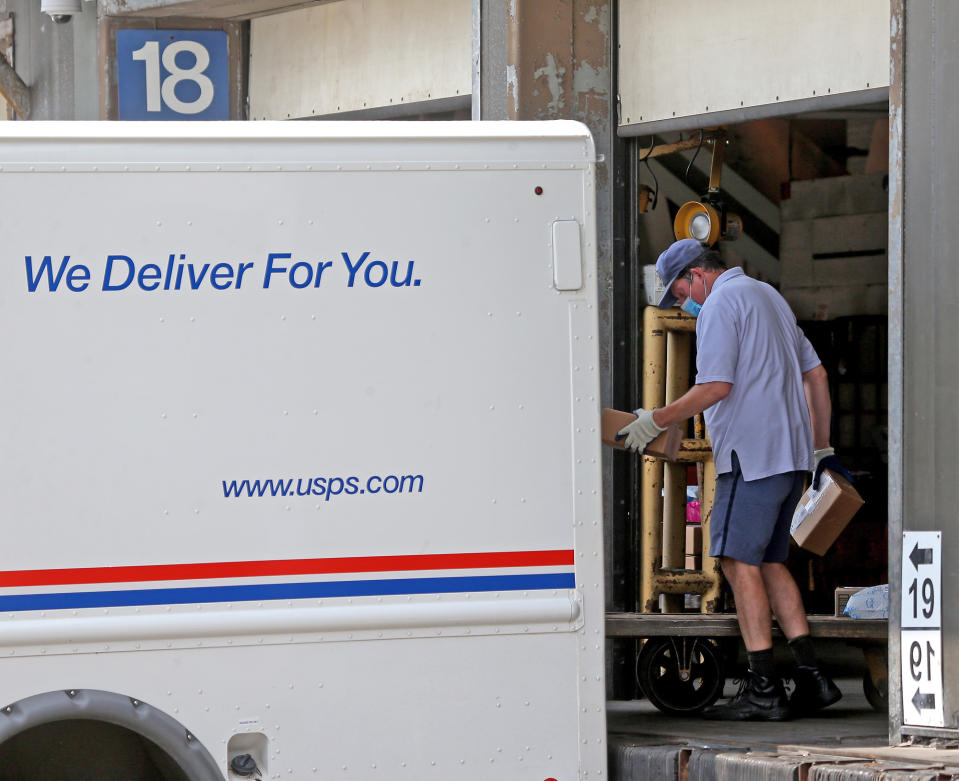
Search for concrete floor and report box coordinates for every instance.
[608,678,959,779]
[608,676,887,752]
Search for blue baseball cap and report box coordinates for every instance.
[656,238,706,308]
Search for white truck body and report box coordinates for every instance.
[0,121,605,779]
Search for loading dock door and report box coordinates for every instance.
[617,0,889,134]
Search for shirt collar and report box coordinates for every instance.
[711,266,744,293]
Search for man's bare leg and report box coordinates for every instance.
[720,557,773,651]
[760,561,809,640]
[760,561,842,714]
[702,556,790,720]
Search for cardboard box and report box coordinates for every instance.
[790,470,864,555]
[642,264,666,306]
[835,586,866,616]
[843,584,888,619]
[684,554,701,571]
[601,408,682,460]
[685,525,702,556]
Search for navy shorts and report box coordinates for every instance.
[710,452,806,566]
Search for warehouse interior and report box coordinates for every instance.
[612,103,890,709]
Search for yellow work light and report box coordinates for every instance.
[674,200,743,244]
[674,200,721,245]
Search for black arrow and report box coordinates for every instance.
[912,689,936,712]
[910,542,934,570]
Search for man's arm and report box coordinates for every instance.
[802,364,831,450]
[651,381,732,428]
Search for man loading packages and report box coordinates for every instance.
[618,238,853,721]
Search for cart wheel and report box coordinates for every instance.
[863,670,888,713]
[635,636,725,716]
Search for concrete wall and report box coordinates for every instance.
[779,173,888,320]
[2,0,98,119]
[892,0,959,740]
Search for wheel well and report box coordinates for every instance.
[0,690,220,781]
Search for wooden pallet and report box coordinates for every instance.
[606,612,886,641]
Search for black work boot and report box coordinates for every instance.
[701,670,791,721]
[789,665,842,715]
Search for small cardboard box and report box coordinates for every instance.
[684,554,702,571]
[642,264,666,306]
[601,408,682,460]
[685,525,702,556]
[790,470,864,555]
[835,586,866,617]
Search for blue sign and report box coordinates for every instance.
[117,29,229,120]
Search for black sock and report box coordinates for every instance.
[746,648,775,679]
[788,634,818,668]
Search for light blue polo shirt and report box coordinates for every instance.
[695,267,821,481]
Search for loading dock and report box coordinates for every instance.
[607,4,920,772]
[610,3,959,775]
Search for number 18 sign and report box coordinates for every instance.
[117,29,230,120]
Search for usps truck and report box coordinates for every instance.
[0,122,604,780]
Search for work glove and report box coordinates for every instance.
[812,446,854,490]
[616,408,665,453]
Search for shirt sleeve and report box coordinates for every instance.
[695,299,739,384]
[796,325,821,373]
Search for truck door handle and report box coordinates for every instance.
[551,219,584,291]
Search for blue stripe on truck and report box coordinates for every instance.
[0,573,577,612]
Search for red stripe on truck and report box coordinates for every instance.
[0,550,576,587]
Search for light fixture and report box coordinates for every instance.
[41,0,82,23]
[672,130,743,244]
[674,200,721,245]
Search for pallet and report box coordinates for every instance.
[606,612,886,641]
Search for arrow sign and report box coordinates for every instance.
[912,689,936,712]
[910,542,934,570]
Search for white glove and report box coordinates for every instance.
[617,408,666,453]
[813,447,835,471]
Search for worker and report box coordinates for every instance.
[618,238,853,721]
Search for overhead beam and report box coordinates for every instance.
[98,0,338,20]
[677,146,782,232]
[0,52,29,119]
[637,133,720,160]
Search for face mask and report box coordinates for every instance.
[680,272,707,317]
[681,297,702,318]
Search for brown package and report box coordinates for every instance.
[600,408,682,460]
[685,524,702,556]
[834,586,866,617]
[790,470,864,556]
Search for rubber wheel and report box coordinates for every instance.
[635,636,725,716]
[863,670,888,713]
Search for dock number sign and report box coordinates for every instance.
[901,531,944,727]
[117,30,229,120]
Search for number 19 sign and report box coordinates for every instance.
[117,30,229,120]
[901,530,944,727]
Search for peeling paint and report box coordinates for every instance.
[595,3,610,36]
[533,52,567,113]
[506,62,519,116]
[573,60,608,98]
